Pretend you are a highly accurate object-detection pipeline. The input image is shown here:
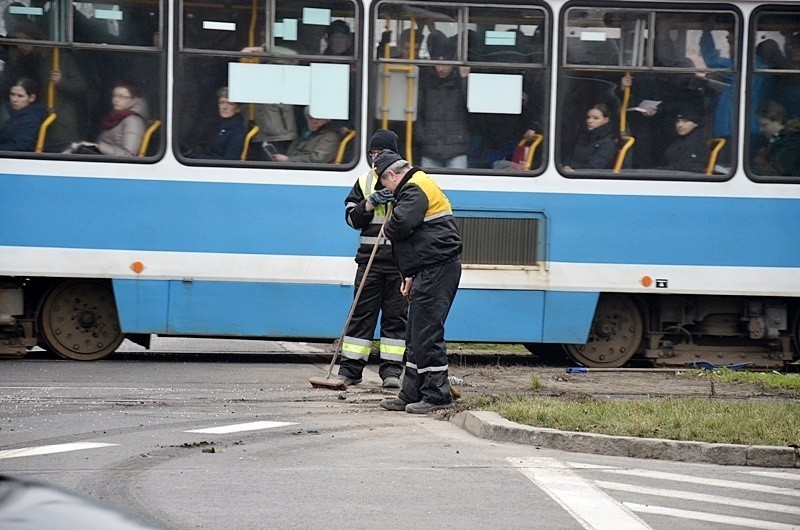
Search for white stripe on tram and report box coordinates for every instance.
[186,421,296,434]
[0,442,116,460]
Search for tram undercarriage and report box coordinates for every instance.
[565,293,799,369]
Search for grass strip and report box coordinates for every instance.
[468,395,800,447]
[693,369,800,394]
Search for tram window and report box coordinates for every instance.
[745,10,800,181]
[370,2,549,175]
[0,0,165,159]
[176,0,359,167]
[559,6,739,180]
[72,1,160,47]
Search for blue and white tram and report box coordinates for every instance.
[0,0,798,367]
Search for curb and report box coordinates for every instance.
[450,410,800,468]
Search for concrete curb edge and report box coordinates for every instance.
[450,410,800,468]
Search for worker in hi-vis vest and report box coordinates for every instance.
[335,130,406,389]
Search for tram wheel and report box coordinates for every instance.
[38,280,124,361]
[565,294,643,368]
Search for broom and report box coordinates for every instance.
[309,205,391,390]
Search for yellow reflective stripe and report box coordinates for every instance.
[342,336,371,359]
[380,343,405,355]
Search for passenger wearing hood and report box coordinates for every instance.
[563,103,616,171]
[64,81,148,156]
[0,76,46,151]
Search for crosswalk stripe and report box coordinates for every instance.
[509,457,651,530]
[567,463,800,498]
[0,442,116,460]
[596,480,800,516]
[625,502,799,530]
[744,470,800,482]
[185,421,296,434]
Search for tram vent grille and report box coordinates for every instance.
[456,217,538,266]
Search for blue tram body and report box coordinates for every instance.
[0,0,798,367]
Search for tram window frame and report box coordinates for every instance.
[175,0,361,169]
[368,0,551,176]
[0,0,166,162]
[744,7,800,184]
[557,4,741,182]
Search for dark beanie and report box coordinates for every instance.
[674,106,702,125]
[369,129,400,152]
[372,149,403,183]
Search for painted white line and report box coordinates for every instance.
[0,442,116,460]
[508,457,651,530]
[625,502,799,530]
[567,463,800,498]
[596,480,800,516]
[744,470,800,482]
[186,421,296,434]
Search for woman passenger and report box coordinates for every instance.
[752,100,800,176]
[64,82,148,156]
[0,76,46,151]
[563,103,616,171]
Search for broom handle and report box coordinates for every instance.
[325,203,392,378]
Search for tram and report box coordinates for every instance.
[0,0,798,367]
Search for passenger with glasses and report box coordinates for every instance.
[64,81,148,156]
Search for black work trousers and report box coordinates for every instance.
[398,259,461,405]
[339,262,406,380]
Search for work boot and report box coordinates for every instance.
[380,397,408,411]
[336,374,362,386]
[382,376,401,389]
[405,400,454,414]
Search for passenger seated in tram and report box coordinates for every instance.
[752,100,800,177]
[63,81,148,156]
[562,103,616,172]
[0,76,46,151]
[324,20,354,57]
[240,44,299,155]
[186,87,246,160]
[272,106,340,164]
[0,24,88,152]
[659,107,708,173]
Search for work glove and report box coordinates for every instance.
[368,188,395,206]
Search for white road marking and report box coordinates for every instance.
[744,470,800,482]
[186,421,296,434]
[625,503,800,530]
[567,462,800,498]
[596,480,800,516]
[508,457,651,530]
[0,442,116,460]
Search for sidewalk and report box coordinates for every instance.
[450,410,800,468]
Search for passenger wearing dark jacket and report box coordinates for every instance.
[371,150,462,415]
[415,40,469,168]
[563,103,616,171]
[661,110,708,173]
[191,87,245,160]
[752,100,800,177]
[0,76,46,151]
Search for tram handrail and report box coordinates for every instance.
[241,124,260,160]
[335,129,357,164]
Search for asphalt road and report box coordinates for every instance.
[1,337,798,529]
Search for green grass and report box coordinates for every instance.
[448,343,529,353]
[467,394,800,446]
[692,369,800,394]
